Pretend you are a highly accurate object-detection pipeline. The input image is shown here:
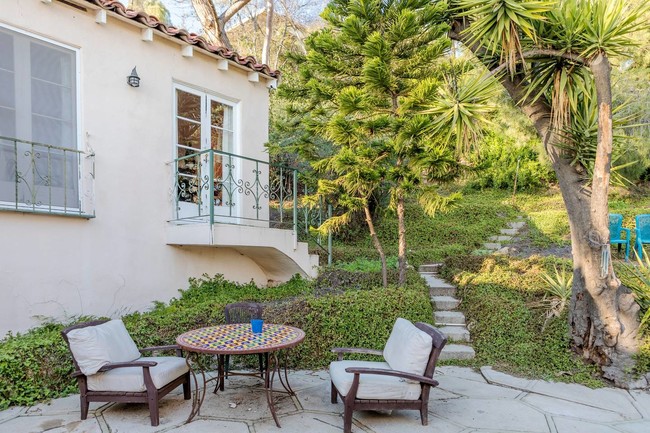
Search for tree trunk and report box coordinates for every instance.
[190,0,223,47]
[191,0,253,50]
[451,22,641,384]
[396,189,407,286]
[519,58,639,385]
[364,206,388,288]
[261,0,274,65]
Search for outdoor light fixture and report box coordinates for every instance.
[127,67,140,87]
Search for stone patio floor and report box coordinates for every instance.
[1,366,649,433]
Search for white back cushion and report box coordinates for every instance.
[382,318,433,376]
[67,320,141,375]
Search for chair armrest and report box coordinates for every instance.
[331,347,383,361]
[622,228,631,239]
[140,344,183,357]
[97,360,158,372]
[344,366,439,387]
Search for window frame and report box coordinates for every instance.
[0,23,84,215]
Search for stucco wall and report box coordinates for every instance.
[0,0,275,334]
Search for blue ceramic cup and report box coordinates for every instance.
[251,319,264,334]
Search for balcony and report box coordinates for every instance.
[168,149,328,279]
[0,136,95,218]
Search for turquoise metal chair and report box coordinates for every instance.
[609,214,630,261]
[635,214,650,259]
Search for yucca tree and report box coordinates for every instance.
[449,0,648,384]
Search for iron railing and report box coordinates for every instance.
[171,149,331,262]
[0,136,95,217]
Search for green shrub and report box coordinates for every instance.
[0,272,431,408]
[444,254,602,385]
[467,132,554,191]
[0,323,78,410]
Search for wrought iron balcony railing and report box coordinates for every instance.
[0,136,95,217]
[171,149,330,260]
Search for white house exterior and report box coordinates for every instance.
[0,0,319,334]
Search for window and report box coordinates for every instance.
[0,25,80,211]
[174,84,236,219]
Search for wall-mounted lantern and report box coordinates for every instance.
[127,67,140,87]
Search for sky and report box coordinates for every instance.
[118,1,329,34]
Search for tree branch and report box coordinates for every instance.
[221,0,252,23]
[490,49,588,76]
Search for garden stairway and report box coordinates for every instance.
[419,263,475,361]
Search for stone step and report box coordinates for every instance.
[432,296,460,310]
[483,242,502,250]
[508,221,526,230]
[421,273,455,289]
[437,325,470,342]
[435,311,466,325]
[439,344,476,361]
[418,263,442,273]
[430,286,456,297]
[500,228,517,236]
[488,235,512,242]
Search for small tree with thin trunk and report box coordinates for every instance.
[282,0,495,285]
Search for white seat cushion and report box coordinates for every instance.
[87,356,189,392]
[330,360,422,400]
[382,318,432,376]
[67,320,142,375]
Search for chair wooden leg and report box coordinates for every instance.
[147,389,160,426]
[343,403,353,433]
[330,381,338,404]
[420,401,429,425]
[78,379,89,420]
[80,395,89,420]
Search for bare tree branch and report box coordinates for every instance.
[221,0,252,23]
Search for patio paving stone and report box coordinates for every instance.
[432,397,550,432]
[1,366,648,433]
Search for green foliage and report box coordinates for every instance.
[333,190,518,267]
[337,256,398,272]
[467,132,554,190]
[0,323,79,410]
[293,287,432,367]
[616,249,650,328]
[444,254,602,385]
[0,272,430,408]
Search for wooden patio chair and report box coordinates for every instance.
[329,318,447,433]
[61,319,191,426]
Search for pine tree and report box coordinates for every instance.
[283,0,480,285]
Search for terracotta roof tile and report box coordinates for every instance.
[83,0,279,78]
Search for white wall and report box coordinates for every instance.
[0,0,275,334]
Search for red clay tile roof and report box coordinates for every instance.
[83,0,279,78]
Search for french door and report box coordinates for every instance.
[174,85,236,220]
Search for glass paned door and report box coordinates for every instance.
[209,97,234,212]
[174,87,235,220]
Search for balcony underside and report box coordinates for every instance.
[166,223,319,282]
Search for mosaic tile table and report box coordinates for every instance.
[177,323,305,426]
